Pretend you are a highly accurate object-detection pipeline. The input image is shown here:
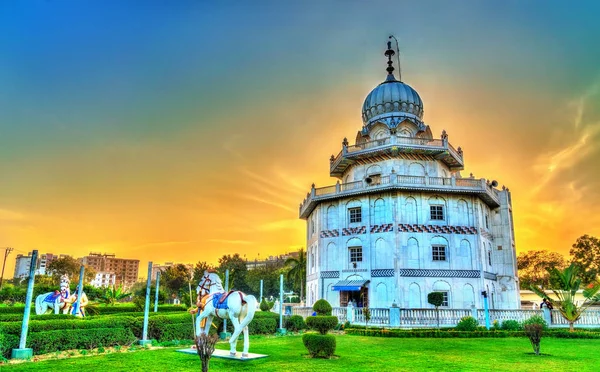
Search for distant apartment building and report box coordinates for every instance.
[81,253,139,289]
[13,254,33,279]
[246,252,299,270]
[36,253,57,275]
[90,271,117,288]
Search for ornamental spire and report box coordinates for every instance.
[387,35,402,82]
[384,40,396,79]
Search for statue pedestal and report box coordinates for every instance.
[11,348,33,360]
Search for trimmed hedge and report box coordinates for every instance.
[313,299,332,316]
[306,316,338,335]
[345,328,600,339]
[501,320,521,331]
[1,328,136,357]
[302,333,336,358]
[285,315,307,332]
[0,316,136,335]
[96,305,186,314]
[0,313,73,322]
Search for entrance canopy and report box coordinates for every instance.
[332,280,369,291]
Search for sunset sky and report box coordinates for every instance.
[1,1,600,278]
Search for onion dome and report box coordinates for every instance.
[361,40,424,126]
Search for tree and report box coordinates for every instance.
[193,261,214,284]
[99,284,131,306]
[570,235,600,285]
[427,292,444,329]
[517,250,567,289]
[246,261,287,299]
[47,256,79,284]
[531,263,600,332]
[285,249,306,303]
[162,264,192,299]
[217,254,249,292]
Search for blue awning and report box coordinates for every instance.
[332,280,369,291]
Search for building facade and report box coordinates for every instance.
[299,42,519,310]
[81,253,140,289]
[13,254,32,279]
[90,271,117,288]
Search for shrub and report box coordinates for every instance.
[248,318,277,334]
[302,333,336,358]
[306,316,338,335]
[260,298,273,312]
[523,323,544,355]
[455,316,478,332]
[522,315,548,330]
[312,299,332,316]
[26,328,136,355]
[501,320,521,331]
[285,315,307,332]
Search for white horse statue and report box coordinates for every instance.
[35,275,71,315]
[191,270,257,357]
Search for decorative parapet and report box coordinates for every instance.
[330,135,464,176]
[299,175,500,219]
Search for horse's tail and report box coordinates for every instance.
[240,294,257,329]
[34,293,45,315]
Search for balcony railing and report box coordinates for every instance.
[300,175,500,218]
[330,135,463,173]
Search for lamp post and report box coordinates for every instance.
[11,250,38,359]
[482,291,490,330]
[154,271,160,313]
[219,269,231,339]
[139,261,153,346]
[277,274,286,335]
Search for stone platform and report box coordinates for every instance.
[176,348,268,361]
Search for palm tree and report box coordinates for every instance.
[285,249,306,304]
[531,263,600,332]
[99,284,131,306]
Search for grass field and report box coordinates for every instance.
[3,334,599,371]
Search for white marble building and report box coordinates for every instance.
[299,42,520,310]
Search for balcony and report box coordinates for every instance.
[330,135,464,177]
[299,175,500,219]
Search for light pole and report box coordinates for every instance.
[0,247,14,290]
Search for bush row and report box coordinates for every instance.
[1,328,136,357]
[345,328,600,339]
[0,304,185,315]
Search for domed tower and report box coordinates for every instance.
[299,40,520,312]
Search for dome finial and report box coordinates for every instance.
[384,40,396,79]
[388,35,402,82]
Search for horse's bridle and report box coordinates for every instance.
[199,274,216,295]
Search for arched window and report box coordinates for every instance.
[373,198,386,225]
[459,239,472,269]
[457,199,469,226]
[326,205,338,230]
[428,196,446,222]
[463,284,475,308]
[407,237,419,269]
[374,238,390,269]
[431,236,449,262]
[374,283,389,308]
[408,162,425,176]
[404,197,418,224]
[408,283,421,308]
[432,281,451,307]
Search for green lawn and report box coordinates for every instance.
[3,334,599,371]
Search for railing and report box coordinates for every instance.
[301,175,501,217]
[314,185,337,196]
[429,177,452,186]
[292,306,600,328]
[397,175,426,185]
[330,135,462,173]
